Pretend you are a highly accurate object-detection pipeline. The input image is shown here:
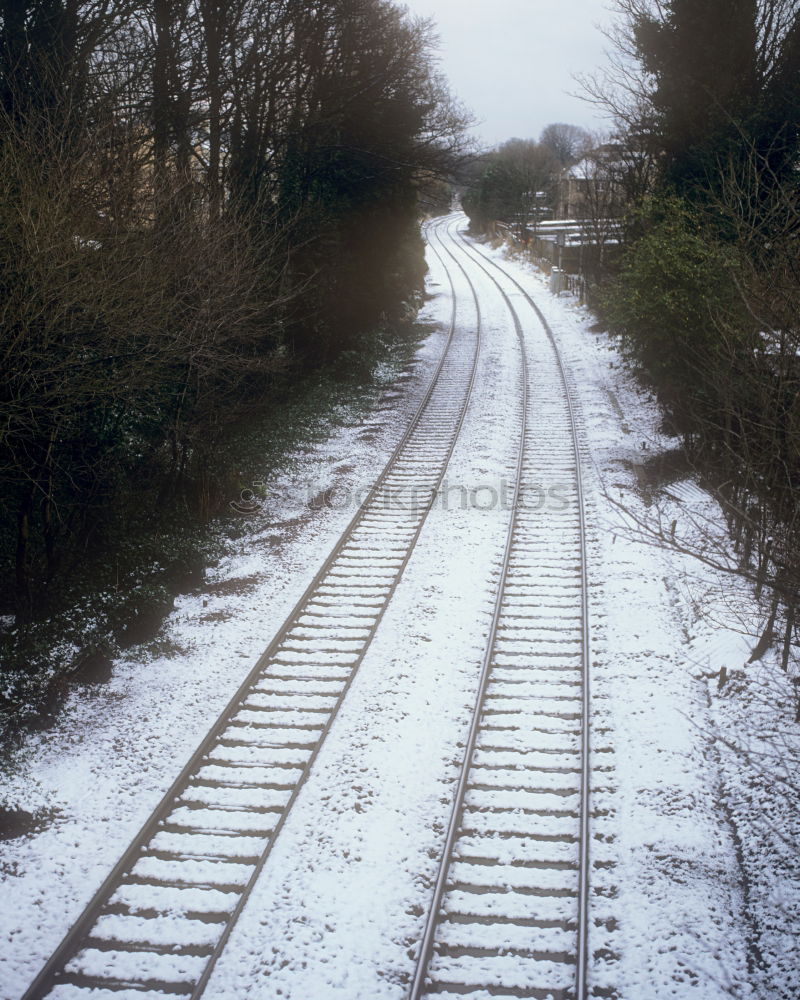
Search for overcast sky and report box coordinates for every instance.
[399,0,616,149]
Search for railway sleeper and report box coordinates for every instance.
[149,830,263,858]
[176,787,289,811]
[467,782,579,801]
[142,847,260,866]
[224,718,325,734]
[100,902,228,925]
[425,958,575,995]
[442,912,576,931]
[433,944,577,966]
[83,937,213,959]
[62,947,208,989]
[453,855,578,872]
[89,913,222,949]
[120,874,248,894]
[447,875,579,898]
[163,807,278,836]
[128,853,255,884]
[214,732,318,750]
[420,983,574,1000]
[50,976,192,998]
[188,774,296,793]
[444,887,578,924]
[207,746,311,767]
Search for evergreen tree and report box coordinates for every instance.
[630,0,800,194]
[633,0,760,190]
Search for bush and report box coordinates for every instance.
[602,196,748,428]
[0,107,289,624]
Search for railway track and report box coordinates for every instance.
[407,220,594,1000]
[20,214,482,1000]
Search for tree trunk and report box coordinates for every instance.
[201,0,224,219]
[152,0,172,220]
[15,487,35,622]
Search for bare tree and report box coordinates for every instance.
[539,122,592,167]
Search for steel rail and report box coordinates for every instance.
[456,223,592,1000]
[407,217,592,1000]
[21,212,480,1000]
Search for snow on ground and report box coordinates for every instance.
[1,218,798,1000]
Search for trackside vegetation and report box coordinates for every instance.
[592,0,800,686]
[460,0,800,712]
[0,0,469,746]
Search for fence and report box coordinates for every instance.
[494,222,591,303]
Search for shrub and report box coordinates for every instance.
[602,195,748,429]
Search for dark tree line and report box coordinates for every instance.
[585,0,800,692]
[0,0,468,722]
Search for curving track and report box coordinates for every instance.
[20,215,482,1000]
[408,219,593,1000]
[20,213,600,1000]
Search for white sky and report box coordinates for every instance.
[399,0,615,149]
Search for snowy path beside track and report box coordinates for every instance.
[1,215,798,1000]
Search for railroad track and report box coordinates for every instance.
[407,220,594,1000]
[20,214,482,1000]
